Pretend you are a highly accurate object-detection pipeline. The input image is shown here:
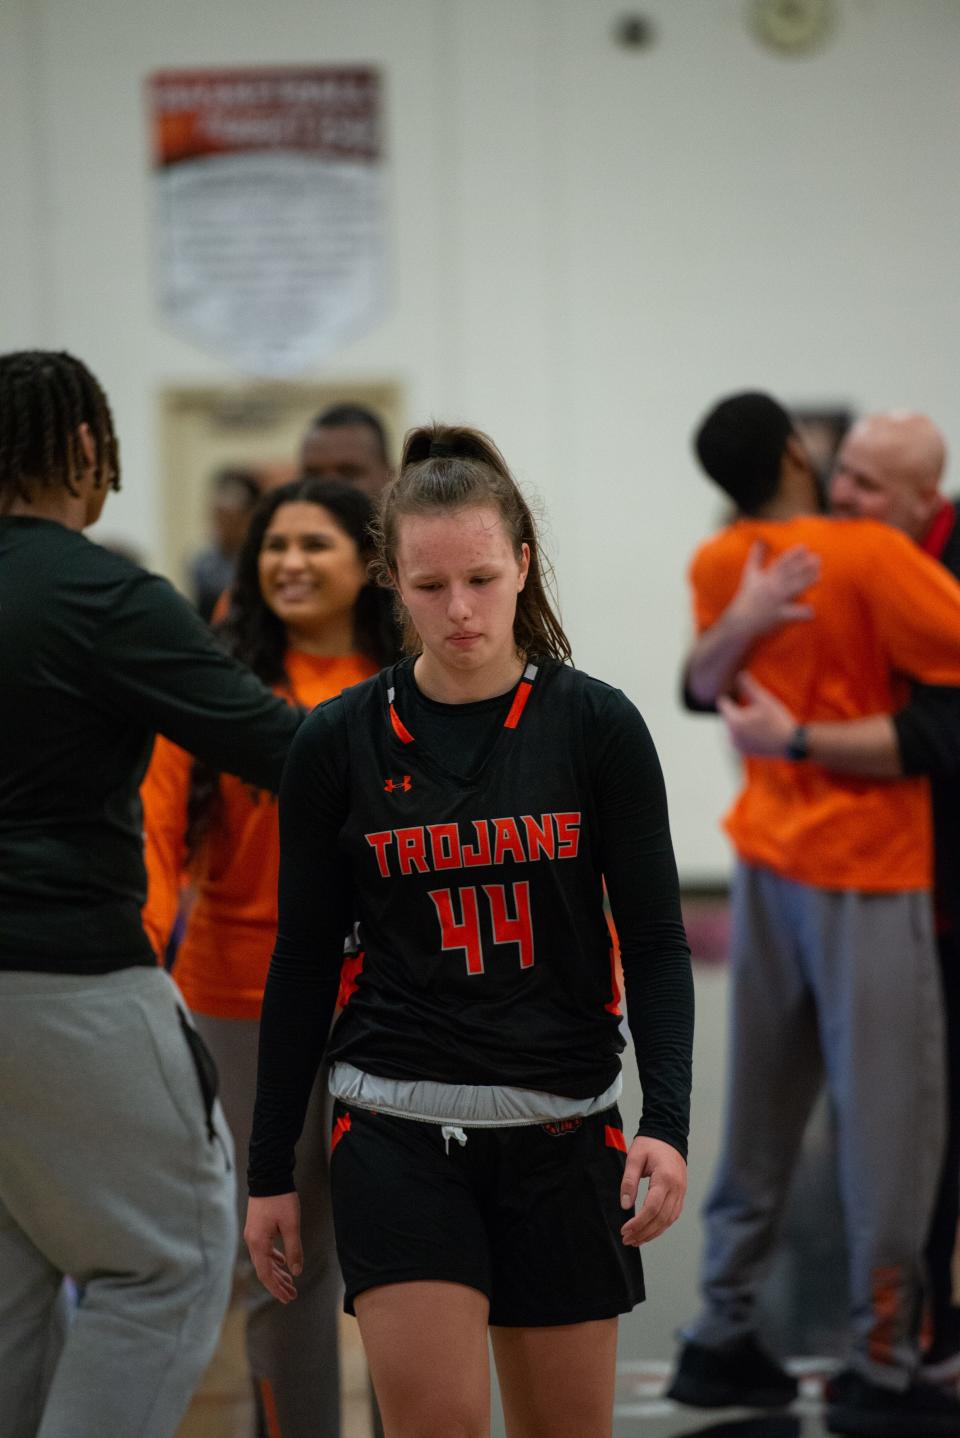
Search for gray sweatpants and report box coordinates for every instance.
[195,1014,342,1438]
[0,967,236,1438]
[687,863,946,1390]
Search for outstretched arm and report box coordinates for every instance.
[94,568,301,792]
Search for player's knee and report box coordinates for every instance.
[408,1420,483,1438]
[393,1398,485,1438]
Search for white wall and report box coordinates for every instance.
[3,0,960,880]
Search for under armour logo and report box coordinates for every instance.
[384,775,412,794]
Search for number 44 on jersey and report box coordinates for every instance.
[429,882,533,976]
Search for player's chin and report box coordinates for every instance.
[443,640,486,665]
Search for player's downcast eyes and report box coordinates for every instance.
[414,575,495,591]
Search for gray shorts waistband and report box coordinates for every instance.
[327,1062,622,1128]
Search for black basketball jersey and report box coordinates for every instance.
[327,658,625,1099]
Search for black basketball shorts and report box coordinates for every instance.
[329,1100,645,1326]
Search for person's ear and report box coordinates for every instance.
[77,422,97,475]
[784,434,808,468]
[517,541,531,591]
[915,482,940,529]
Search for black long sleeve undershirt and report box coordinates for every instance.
[249,677,693,1195]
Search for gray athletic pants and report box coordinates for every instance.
[687,863,946,1390]
[0,967,236,1438]
[195,1014,342,1438]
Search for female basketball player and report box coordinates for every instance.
[245,425,693,1438]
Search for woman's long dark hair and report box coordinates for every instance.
[186,477,398,854]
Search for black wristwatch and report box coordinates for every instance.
[785,724,810,761]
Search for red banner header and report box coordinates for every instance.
[148,67,381,166]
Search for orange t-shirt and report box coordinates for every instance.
[689,515,960,892]
[141,650,377,1018]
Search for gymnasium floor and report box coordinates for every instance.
[179,1310,840,1438]
[619,1414,827,1438]
[177,903,844,1438]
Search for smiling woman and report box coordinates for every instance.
[258,499,371,651]
[244,424,695,1438]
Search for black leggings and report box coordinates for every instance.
[926,931,960,1331]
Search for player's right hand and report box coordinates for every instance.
[244,1192,303,1303]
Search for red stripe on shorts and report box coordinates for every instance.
[331,1112,352,1155]
[604,1125,628,1153]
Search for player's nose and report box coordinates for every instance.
[447,586,472,620]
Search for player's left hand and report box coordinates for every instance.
[620,1135,687,1246]
[717,671,797,756]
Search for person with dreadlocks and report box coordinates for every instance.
[243,424,694,1438]
[141,476,397,1438]
[0,350,305,1438]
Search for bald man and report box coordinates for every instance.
[699,410,960,1385]
[831,412,947,540]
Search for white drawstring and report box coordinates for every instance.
[441,1125,468,1156]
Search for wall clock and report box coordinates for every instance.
[749,0,835,54]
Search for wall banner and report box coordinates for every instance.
[149,68,385,376]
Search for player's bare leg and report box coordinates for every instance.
[491,1317,618,1438]
[355,1280,491,1438]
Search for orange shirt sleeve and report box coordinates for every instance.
[140,735,191,961]
[860,525,960,685]
[210,588,231,625]
[688,533,745,634]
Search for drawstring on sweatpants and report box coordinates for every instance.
[441,1125,468,1156]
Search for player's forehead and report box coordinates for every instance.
[395,505,513,571]
[262,501,341,541]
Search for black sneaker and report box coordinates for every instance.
[825,1366,960,1435]
[666,1335,798,1409]
[924,1310,960,1385]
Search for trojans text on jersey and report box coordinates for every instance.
[365,812,581,879]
